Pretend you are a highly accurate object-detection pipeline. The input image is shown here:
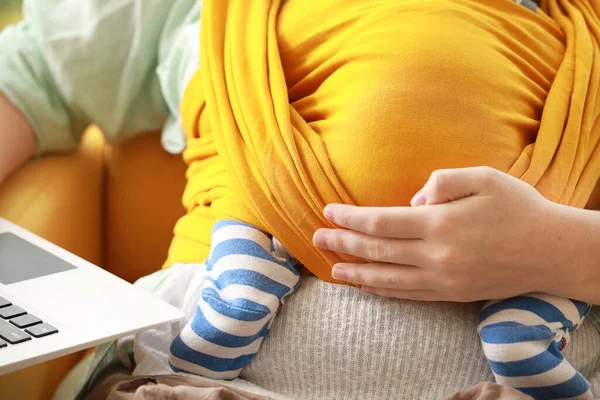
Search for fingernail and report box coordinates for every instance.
[331,267,347,281]
[410,189,426,207]
[312,229,328,248]
[323,205,335,221]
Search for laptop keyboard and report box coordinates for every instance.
[0,296,58,348]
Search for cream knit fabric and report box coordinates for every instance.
[241,276,600,400]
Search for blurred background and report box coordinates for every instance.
[0,2,188,399]
[0,0,22,30]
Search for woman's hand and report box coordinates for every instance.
[313,167,592,303]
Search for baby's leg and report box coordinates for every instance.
[478,294,592,400]
[169,220,301,379]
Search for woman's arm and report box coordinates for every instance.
[0,93,34,185]
[313,167,600,305]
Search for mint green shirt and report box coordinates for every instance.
[0,0,201,155]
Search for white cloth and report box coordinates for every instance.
[132,263,202,376]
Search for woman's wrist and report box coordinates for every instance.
[541,201,600,305]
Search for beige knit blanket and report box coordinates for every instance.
[242,276,600,399]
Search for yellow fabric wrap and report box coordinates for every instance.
[165,0,600,283]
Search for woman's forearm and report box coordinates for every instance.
[549,203,600,305]
[0,93,35,185]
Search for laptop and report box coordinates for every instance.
[0,217,184,375]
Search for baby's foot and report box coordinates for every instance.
[169,220,300,379]
[478,294,592,400]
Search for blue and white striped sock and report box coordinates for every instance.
[169,220,301,379]
[478,293,592,400]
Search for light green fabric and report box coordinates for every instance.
[0,0,201,155]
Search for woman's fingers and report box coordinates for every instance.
[323,204,429,239]
[313,228,426,265]
[331,262,435,290]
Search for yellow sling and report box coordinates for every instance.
[166,0,600,283]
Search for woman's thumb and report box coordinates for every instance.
[411,167,497,206]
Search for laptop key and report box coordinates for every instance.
[0,319,31,344]
[26,323,58,338]
[0,338,7,348]
[10,314,42,329]
[0,296,11,308]
[0,305,26,319]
